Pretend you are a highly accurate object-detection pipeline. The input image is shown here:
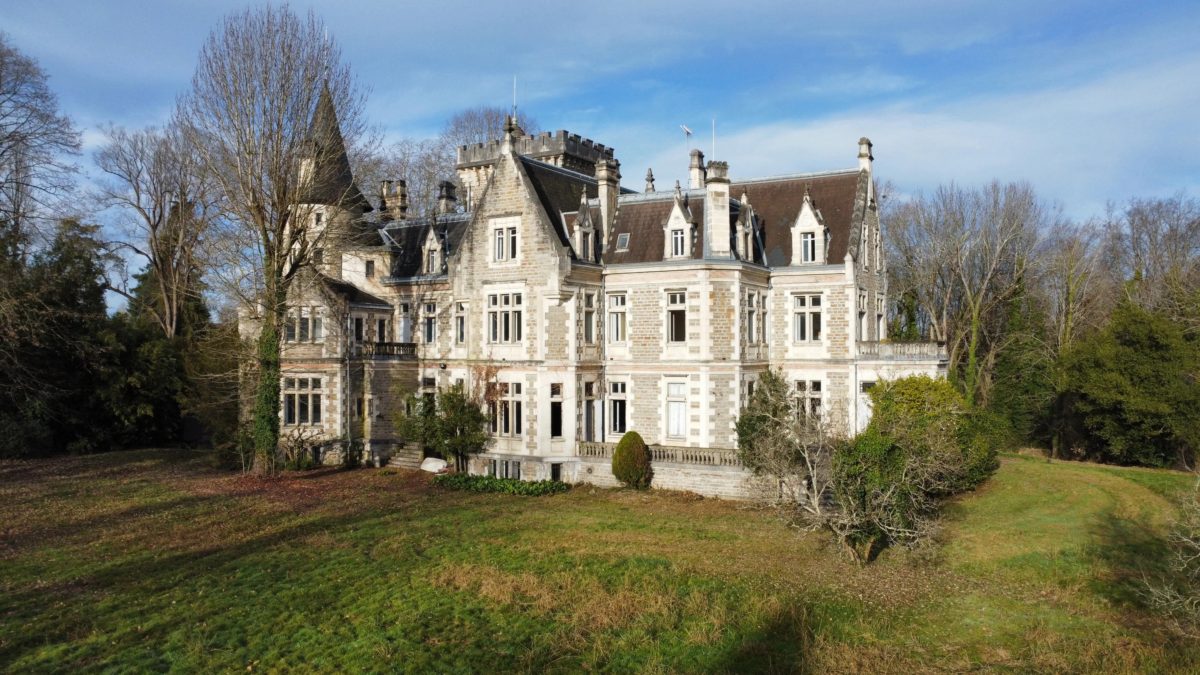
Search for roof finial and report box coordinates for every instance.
[674,179,682,200]
[645,168,655,193]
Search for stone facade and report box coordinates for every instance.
[251,111,946,498]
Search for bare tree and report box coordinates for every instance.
[0,33,79,241]
[886,182,1048,406]
[176,5,368,472]
[0,34,80,397]
[736,370,840,525]
[94,124,218,338]
[1144,479,1200,638]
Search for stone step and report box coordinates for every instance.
[387,456,422,469]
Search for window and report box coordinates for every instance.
[423,303,436,343]
[487,293,523,344]
[609,381,627,434]
[791,294,822,343]
[795,380,822,420]
[455,302,467,345]
[354,316,364,343]
[492,223,519,262]
[314,212,323,227]
[671,229,685,257]
[801,232,816,263]
[666,381,687,438]
[876,296,885,340]
[282,377,322,426]
[615,232,630,251]
[550,383,563,438]
[426,248,439,274]
[667,291,686,343]
[488,458,522,479]
[581,231,592,261]
[313,249,324,265]
[608,293,627,343]
[583,293,596,344]
[284,307,324,343]
[376,318,389,343]
[858,291,867,341]
[365,260,375,278]
[489,382,523,437]
[745,292,758,344]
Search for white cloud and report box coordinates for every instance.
[619,53,1200,219]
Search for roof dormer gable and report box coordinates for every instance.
[663,190,696,259]
[791,187,828,265]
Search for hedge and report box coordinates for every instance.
[432,473,569,496]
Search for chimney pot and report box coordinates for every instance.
[688,149,706,189]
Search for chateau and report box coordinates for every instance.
[261,92,946,498]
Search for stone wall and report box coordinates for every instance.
[575,457,753,500]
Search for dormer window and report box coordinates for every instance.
[581,230,592,261]
[802,233,816,263]
[314,212,323,227]
[615,233,630,251]
[426,248,439,274]
[671,229,685,257]
[365,260,375,278]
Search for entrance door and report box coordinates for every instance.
[551,463,562,482]
[584,400,595,442]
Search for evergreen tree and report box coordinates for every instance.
[1064,300,1200,468]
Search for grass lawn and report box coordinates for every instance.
[1,451,1196,673]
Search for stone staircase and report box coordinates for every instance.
[386,443,423,470]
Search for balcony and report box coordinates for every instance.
[356,341,417,359]
[856,341,946,361]
[578,441,742,468]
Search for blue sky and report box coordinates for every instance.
[3,0,1199,219]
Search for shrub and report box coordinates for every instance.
[869,375,998,494]
[827,376,1000,562]
[612,431,652,489]
[432,473,569,496]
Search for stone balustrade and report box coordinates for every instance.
[357,341,417,358]
[577,441,741,468]
[856,341,946,360]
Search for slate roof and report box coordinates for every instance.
[731,169,863,267]
[298,86,372,212]
[319,274,391,308]
[518,157,598,250]
[379,213,470,278]
[603,192,706,265]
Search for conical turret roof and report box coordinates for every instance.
[298,85,371,211]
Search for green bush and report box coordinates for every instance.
[869,375,998,494]
[432,473,569,496]
[613,431,652,489]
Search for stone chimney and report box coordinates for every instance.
[436,181,457,215]
[395,179,409,220]
[858,137,873,173]
[596,158,621,255]
[705,160,731,258]
[645,168,655,193]
[379,181,394,223]
[689,149,706,189]
[858,137,874,202]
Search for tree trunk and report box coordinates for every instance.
[252,313,281,474]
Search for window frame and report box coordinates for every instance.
[665,380,687,439]
[486,292,523,344]
[667,291,687,344]
[791,294,823,343]
[608,293,627,344]
[609,381,627,434]
[282,376,323,427]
